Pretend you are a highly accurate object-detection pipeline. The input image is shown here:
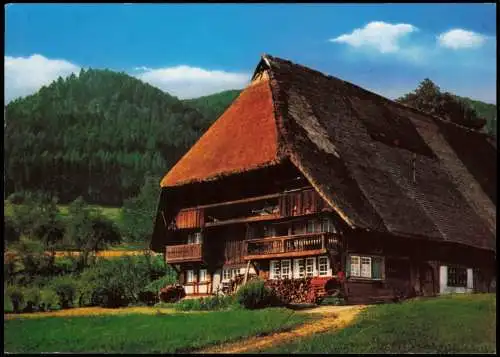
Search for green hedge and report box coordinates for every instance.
[174,295,235,311]
[235,280,281,309]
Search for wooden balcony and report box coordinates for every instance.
[243,232,340,260]
[166,243,203,264]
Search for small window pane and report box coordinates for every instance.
[306,220,315,233]
[281,260,291,279]
[306,258,315,277]
[295,259,305,278]
[270,260,280,279]
[360,257,372,278]
[199,269,207,282]
[448,266,467,287]
[350,256,360,277]
[187,270,195,283]
[318,256,329,276]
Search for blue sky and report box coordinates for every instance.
[5,3,497,103]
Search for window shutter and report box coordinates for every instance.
[372,256,383,279]
[346,256,351,278]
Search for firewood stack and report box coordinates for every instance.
[264,278,313,304]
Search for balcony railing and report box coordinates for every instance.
[166,243,203,263]
[243,232,339,260]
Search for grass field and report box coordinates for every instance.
[3,308,309,353]
[4,201,122,222]
[253,294,496,354]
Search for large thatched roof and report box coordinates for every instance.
[158,54,496,251]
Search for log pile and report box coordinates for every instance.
[159,284,186,303]
[264,278,313,304]
[264,277,338,304]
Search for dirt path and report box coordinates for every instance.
[195,305,366,354]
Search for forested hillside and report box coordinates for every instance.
[4,69,229,206]
[456,96,497,136]
[183,90,241,123]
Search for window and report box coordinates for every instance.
[318,256,330,276]
[199,269,207,282]
[294,259,305,278]
[350,256,361,277]
[305,257,315,277]
[321,217,336,233]
[222,268,241,281]
[292,223,305,235]
[281,260,291,279]
[187,231,202,244]
[360,257,372,278]
[270,260,280,279]
[275,224,288,236]
[263,225,275,237]
[306,220,315,233]
[186,270,195,283]
[349,255,384,279]
[448,266,467,287]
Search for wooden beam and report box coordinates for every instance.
[244,248,327,261]
[181,193,282,211]
[243,260,251,285]
[161,210,168,228]
[245,232,337,243]
[205,213,281,227]
[178,186,313,212]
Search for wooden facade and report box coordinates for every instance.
[160,168,496,302]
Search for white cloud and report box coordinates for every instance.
[330,21,418,54]
[135,65,250,99]
[133,66,152,72]
[4,54,80,103]
[437,29,487,50]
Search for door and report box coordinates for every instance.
[419,264,435,296]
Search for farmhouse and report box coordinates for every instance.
[151,55,496,304]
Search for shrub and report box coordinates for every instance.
[144,272,177,293]
[235,279,280,309]
[174,295,235,311]
[50,275,77,309]
[8,238,56,284]
[54,256,80,275]
[90,216,122,250]
[4,217,20,246]
[23,287,41,312]
[153,302,176,309]
[144,275,180,305]
[72,254,174,308]
[6,285,25,313]
[320,296,346,306]
[40,288,59,311]
[8,193,64,249]
[7,192,28,204]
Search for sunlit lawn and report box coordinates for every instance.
[4,307,310,353]
[254,294,496,354]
